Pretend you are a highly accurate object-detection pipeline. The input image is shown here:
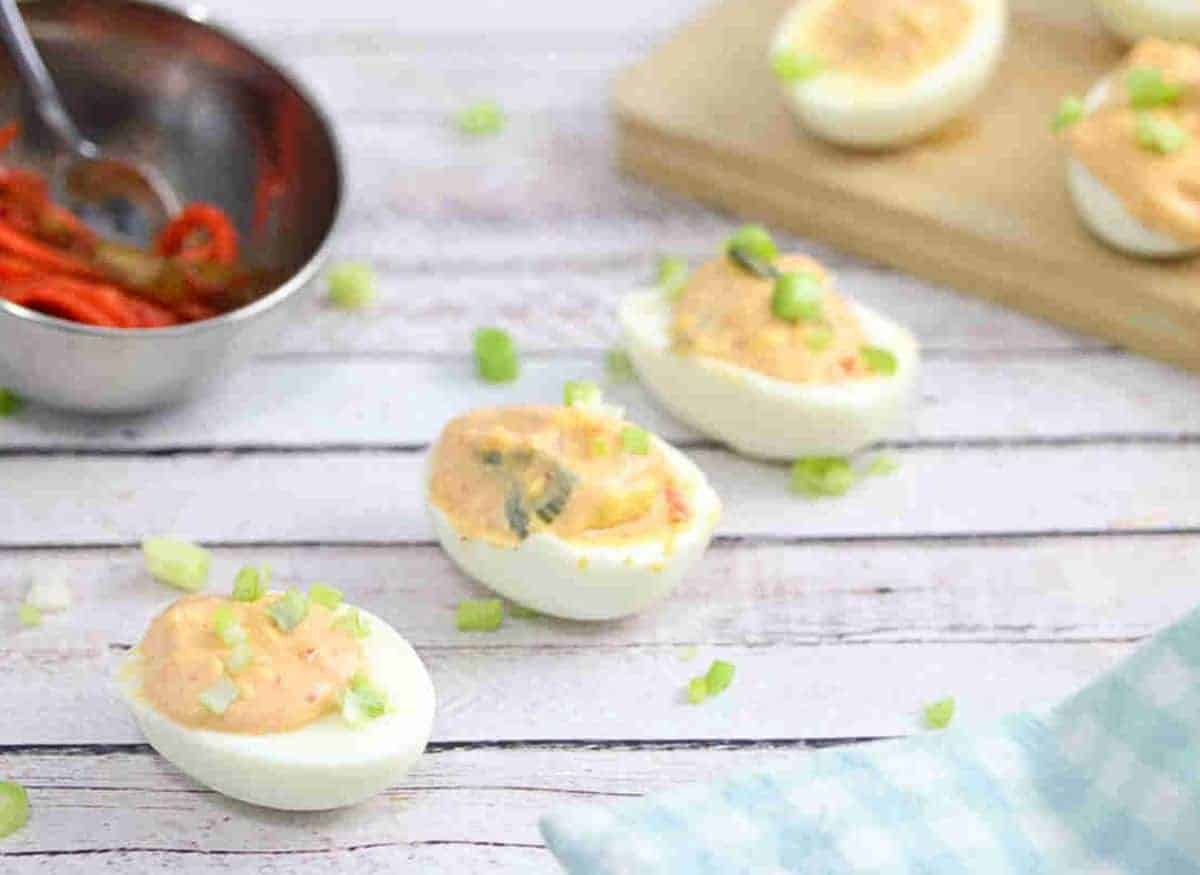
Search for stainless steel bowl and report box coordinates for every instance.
[0,0,343,413]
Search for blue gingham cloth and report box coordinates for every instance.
[541,607,1200,874]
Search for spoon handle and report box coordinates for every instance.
[0,0,92,156]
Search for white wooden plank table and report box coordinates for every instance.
[4,0,1200,871]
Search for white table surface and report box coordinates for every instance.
[4,0,1200,871]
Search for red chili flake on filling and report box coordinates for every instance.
[665,485,689,523]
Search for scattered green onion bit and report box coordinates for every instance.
[198,676,240,715]
[212,605,246,647]
[924,697,957,730]
[327,262,377,309]
[455,100,505,137]
[591,435,611,457]
[861,345,898,376]
[805,323,834,351]
[866,454,900,477]
[0,781,30,839]
[335,607,371,639]
[0,388,22,418]
[341,673,390,727]
[1051,95,1085,132]
[232,566,269,602]
[656,255,691,300]
[309,583,344,611]
[687,676,709,704]
[771,272,824,323]
[474,327,519,384]
[791,456,856,498]
[456,598,504,632]
[1135,112,1190,155]
[621,426,650,455]
[225,642,254,674]
[563,380,602,408]
[725,224,778,270]
[266,589,310,633]
[1127,67,1182,109]
[142,537,211,593]
[705,660,736,695]
[17,603,41,628]
[605,348,635,383]
[771,47,824,83]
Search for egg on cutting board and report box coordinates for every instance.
[769,0,1008,149]
[619,228,919,461]
[1057,38,1200,258]
[1094,0,1200,44]
[118,586,435,811]
[426,397,721,621]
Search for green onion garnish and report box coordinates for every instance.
[266,589,310,633]
[0,388,22,418]
[861,345,898,376]
[142,537,211,593]
[867,454,900,477]
[198,676,239,715]
[474,327,519,384]
[805,323,834,351]
[591,435,611,457]
[335,607,371,639]
[563,380,601,408]
[924,697,956,729]
[656,255,691,300]
[771,48,823,83]
[212,605,246,647]
[621,426,650,455]
[687,676,708,704]
[455,100,505,136]
[0,781,30,838]
[17,603,41,628]
[704,660,736,695]
[456,598,504,632]
[1136,112,1190,154]
[771,272,824,323]
[341,673,390,727]
[605,348,635,383]
[1127,67,1182,109]
[309,583,344,610]
[225,642,254,674]
[725,224,778,269]
[232,566,269,602]
[327,262,377,309]
[1051,95,1085,132]
[791,456,856,498]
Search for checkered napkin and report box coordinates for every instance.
[540,608,1200,874]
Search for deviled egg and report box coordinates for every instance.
[118,582,435,811]
[620,227,919,460]
[1056,39,1200,258]
[1094,0,1200,45]
[426,395,720,621]
[770,0,1007,149]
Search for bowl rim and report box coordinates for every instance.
[0,0,345,339]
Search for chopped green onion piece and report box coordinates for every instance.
[232,566,269,602]
[212,605,246,647]
[621,426,650,455]
[725,224,778,268]
[606,348,635,382]
[704,660,736,695]
[266,589,310,633]
[656,255,691,300]
[805,323,834,351]
[456,598,504,632]
[0,781,30,838]
[791,456,856,498]
[1127,67,1182,109]
[455,100,505,136]
[771,272,824,323]
[142,537,211,592]
[225,642,254,674]
[1135,112,1190,154]
[335,607,371,639]
[591,435,611,457]
[924,697,956,730]
[563,380,602,408]
[198,676,240,715]
[473,327,519,384]
[1051,95,1085,132]
[341,673,390,727]
[327,262,377,309]
[687,676,708,704]
[309,583,344,610]
[861,345,898,376]
[771,48,824,83]
[0,388,22,418]
[867,454,900,477]
[17,602,41,628]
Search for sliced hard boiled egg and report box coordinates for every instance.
[426,401,720,621]
[1094,0,1200,44]
[118,590,435,811]
[620,243,918,461]
[770,0,1007,149]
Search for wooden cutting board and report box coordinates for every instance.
[613,0,1200,372]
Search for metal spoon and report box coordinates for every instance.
[0,0,180,232]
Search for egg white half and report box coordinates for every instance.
[771,0,1007,149]
[619,289,919,460]
[1094,0,1200,44]
[1066,77,1199,258]
[427,437,720,621]
[118,605,435,811]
